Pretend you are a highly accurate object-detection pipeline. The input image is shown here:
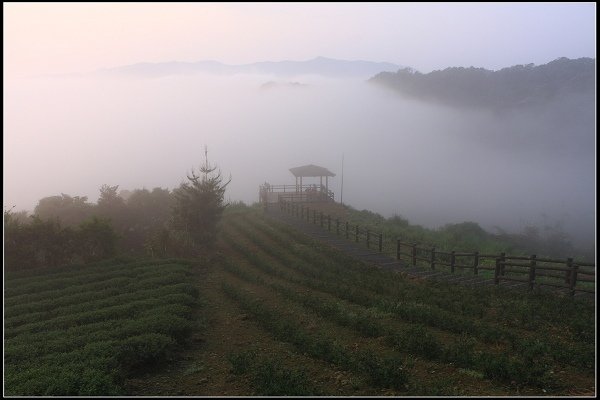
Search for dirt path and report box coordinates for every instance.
[123,252,348,396]
[124,259,261,395]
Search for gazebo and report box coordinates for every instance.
[259,164,336,204]
[289,164,336,195]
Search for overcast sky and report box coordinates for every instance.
[4,2,596,77]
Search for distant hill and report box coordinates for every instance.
[97,57,402,79]
[369,57,595,110]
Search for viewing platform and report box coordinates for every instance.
[259,164,336,204]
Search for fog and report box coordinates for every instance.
[3,73,595,249]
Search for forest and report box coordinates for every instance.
[369,57,594,110]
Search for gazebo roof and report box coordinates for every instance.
[289,164,336,178]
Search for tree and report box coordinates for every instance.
[124,187,174,253]
[4,207,35,269]
[4,207,77,269]
[97,185,127,222]
[34,194,94,227]
[98,184,122,208]
[171,147,230,251]
[77,217,118,263]
[96,184,129,249]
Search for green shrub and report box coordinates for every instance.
[227,348,258,375]
[356,350,408,389]
[117,333,177,372]
[253,359,317,396]
[442,334,476,367]
[392,325,443,360]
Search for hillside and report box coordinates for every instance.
[4,258,200,395]
[4,207,595,395]
[124,208,594,396]
[369,57,595,110]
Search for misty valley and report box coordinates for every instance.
[4,57,596,396]
[5,57,595,258]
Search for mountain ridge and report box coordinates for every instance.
[368,57,595,110]
[96,56,403,78]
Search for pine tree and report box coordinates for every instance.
[172,147,230,251]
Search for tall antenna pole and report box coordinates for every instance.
[340,153,344,206]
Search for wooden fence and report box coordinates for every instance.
[260,184,335,203]
[278,199,595,296]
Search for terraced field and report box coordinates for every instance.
[4,258,201,396]
[125,209,596,396]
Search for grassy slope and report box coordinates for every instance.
[124,207,595,396]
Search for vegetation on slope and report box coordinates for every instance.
[305,202,591,262]
[369,57,595,110]
[125,206,592,396]
[4,258,200,396]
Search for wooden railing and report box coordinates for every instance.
[278,199,595,297]
[260,183,334,203]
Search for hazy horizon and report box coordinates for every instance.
[4,3,596,251]
[4,3,595,77]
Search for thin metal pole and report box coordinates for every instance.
[340,153,344,206]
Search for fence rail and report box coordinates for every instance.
[260,184,334,203]
[278,199,595,297]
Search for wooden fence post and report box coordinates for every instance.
[366,230,370,249]
[500,252,506,276]
[320,212,324,228]
[565,257,573,285]
[473,251,479,275]
[355,225,359,243]
[412,244,417,266]
[494,258,500,285]
[529,254,536,291]
[569,263,579,296]
[430,247,436,270]
[327,215,331,231]
[313,210,316,224]
[378,233,383,253]
[450,251,456,273]
[306,206,310,222]
[345,221,349,239]
[396,239,401,260]
[301,205,304,220]
[336,218,340,235]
